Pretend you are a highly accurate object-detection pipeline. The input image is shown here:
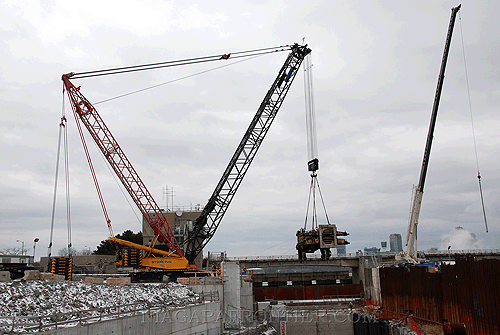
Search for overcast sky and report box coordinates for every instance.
[1,0,499,259]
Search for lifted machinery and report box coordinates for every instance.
[62,43,311,274]
[295,52,349,261]
[296,224,349,261]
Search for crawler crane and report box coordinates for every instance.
[62,44,311,272]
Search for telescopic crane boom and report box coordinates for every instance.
[406,4,461,261]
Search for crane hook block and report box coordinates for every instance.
[308,158,319,172]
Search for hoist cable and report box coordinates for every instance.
[98,146,143,226]
[63,102,72,255]
[312,176,317,229]
[303,54,317,161]
[71,45,291,79]
[94,53,265,105]
[315,177,331,225]
[72,110,115,237]
[302,52,330,232]
[304,175,315,230]
[458,12,488,233]
[48,86,67,258]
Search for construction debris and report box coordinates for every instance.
[0,279,198,333]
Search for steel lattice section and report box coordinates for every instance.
[62,76,183,257]
[185,44,311,262]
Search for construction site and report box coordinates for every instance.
[1,3,499,335]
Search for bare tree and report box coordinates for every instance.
[56,247,93,256]
[80,248,92,256]
[57,247,78,257]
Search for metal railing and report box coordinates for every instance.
[227,253,358,262]
[423,248,500,255]
[321,294,363,301]
[225,249,500,263]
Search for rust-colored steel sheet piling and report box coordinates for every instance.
[254,283,363,302]
[380,256,500,335]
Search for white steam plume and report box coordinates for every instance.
[440,226,483,250]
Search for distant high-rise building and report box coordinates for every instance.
[337,244,346,256]
[390,234,403,253]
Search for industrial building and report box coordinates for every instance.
[142,208,204,268]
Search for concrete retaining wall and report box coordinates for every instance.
[222,261,241,329]
[363,267,381,305]
[42,301,221,335]
[271,307,354,335]
[241,278,253,325]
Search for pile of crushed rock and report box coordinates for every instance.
[0,279,199,333]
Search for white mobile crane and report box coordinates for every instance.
[404,5,461,263]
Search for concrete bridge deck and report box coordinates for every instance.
[228,249,500,284]
[231,249,500,267]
